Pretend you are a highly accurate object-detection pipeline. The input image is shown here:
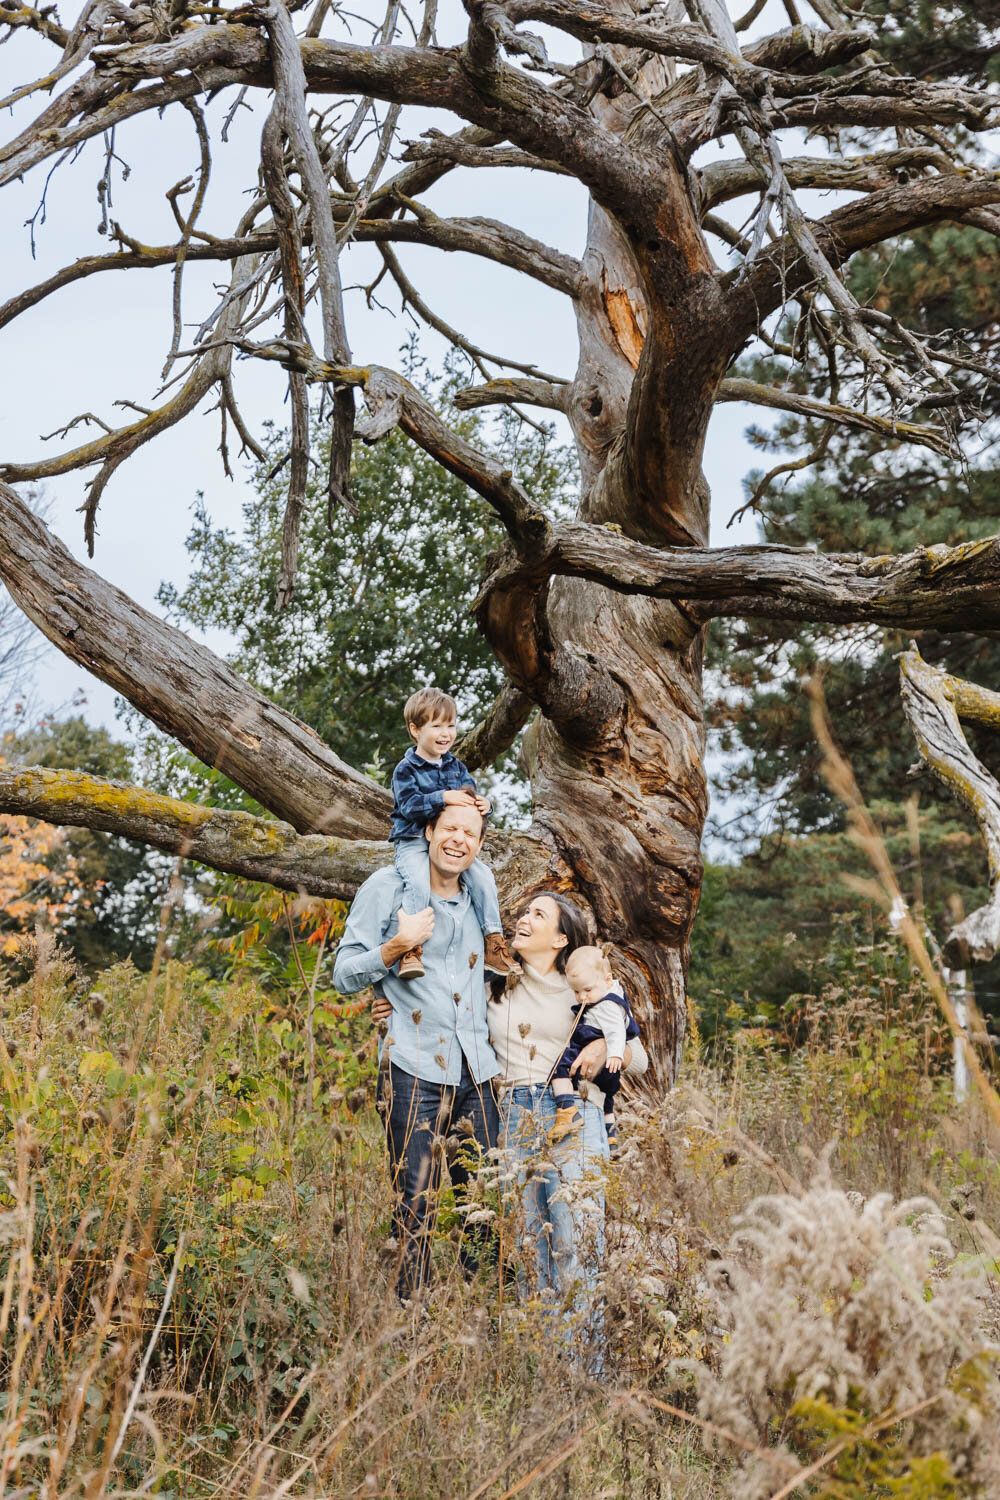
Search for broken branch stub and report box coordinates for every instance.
[899,646,1000,967]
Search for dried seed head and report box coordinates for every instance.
[517,1021,531,1039]
[89,992,105,1018]
[578,1080,590,1100]
[412,1009,422,1026]
[227,1060,241,1081]
[434,1053,447,1068]
[376,1020,389,1039]
[166,1083,179,1100]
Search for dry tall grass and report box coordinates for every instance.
[0,920,998,1498]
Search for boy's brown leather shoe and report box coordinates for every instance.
[483,933,522,976]
[397,946,425,980]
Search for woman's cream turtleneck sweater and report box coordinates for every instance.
[487,960,648,1111]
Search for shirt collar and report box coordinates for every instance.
[406,746,455,768]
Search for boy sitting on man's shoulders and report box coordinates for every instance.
[390,686,520,980]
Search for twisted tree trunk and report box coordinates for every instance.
[2,0,999,1094]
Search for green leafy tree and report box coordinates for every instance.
[702,205,1000,1023]
[159,361,576,782]
[710,219,1000,842]
[691,800,1000,1044]
[853,0,1000,83]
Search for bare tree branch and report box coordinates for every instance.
[453,377,570,413]
[0,480,390,838]
[454,681,535,769]
[700,147,951,212]
[260,107,311,611]
[0,2,69,48]
[480,521,1000,633]
[5,25,663,219]
[400,129,570,174]
[730,172,1000,347]
[0,764,390,898]
[716,378,957,458]
[341,361,549,542]
[0,245,259,550]
[0,206,581,335]
[260,0,354,517]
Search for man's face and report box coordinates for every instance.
[425,803,484,879]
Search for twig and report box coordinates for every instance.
[107,1234,186,1470]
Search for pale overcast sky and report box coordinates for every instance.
[1,1,802,736]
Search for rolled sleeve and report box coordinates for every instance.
[332,879,392,994]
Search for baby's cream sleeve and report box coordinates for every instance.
[587,998,627,1060]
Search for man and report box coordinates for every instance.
[332,801,499,1301]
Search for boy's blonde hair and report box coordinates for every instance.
[404,687,457,736]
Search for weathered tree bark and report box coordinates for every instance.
[899,648,1000,968]
[0,763,554,902]
[2,0,999,1092]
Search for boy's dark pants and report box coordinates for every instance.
[377,1057,499,1300]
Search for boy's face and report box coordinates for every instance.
[409,714,457,760]
[566,954,612,1006]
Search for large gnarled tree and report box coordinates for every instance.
[1,0,999,1087]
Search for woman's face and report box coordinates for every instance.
[512,895,568,970]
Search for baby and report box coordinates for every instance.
[550,945,639,1154]
[390,685,520,980]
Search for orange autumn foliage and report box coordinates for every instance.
[0,811,86,956]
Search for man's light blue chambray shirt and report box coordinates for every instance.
[332,866,500,1088]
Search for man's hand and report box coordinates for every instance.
[380,905,434,968]
[371,993,391,1022]
[570,1038,607,1080]
[443,789,477,807]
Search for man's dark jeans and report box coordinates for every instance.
[377,1057,499,1301]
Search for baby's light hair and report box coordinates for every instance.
[404,686,457,733]
[565,944,614,976]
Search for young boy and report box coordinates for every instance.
[390,686,520,980]
[549,945,639,1154]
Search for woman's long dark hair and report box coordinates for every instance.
[490,891,591,998]
[541,892,591,974]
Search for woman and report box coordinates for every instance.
[489,892,649,1333]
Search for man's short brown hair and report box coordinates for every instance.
[404,686,457,732]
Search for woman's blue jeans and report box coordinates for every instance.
[499,1082,608,1360]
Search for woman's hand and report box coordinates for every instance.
[569,1039,633,1080]
[569,1038,607,1081]
[371,994,392,1023]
